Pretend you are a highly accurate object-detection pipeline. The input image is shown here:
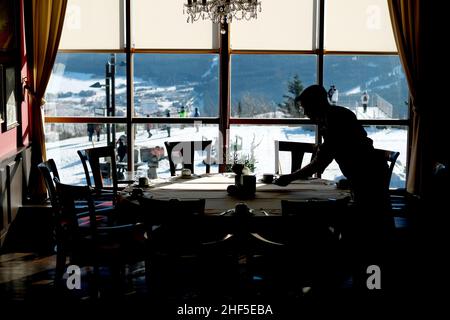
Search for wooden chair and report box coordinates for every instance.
[280,199,349,291]
[53,179,145,294]
[374,148,400,189]
[38,159,112,219]
[77,146,119,204]
[224,203,287,297]
[274,141,317,174]
[37,159,60,210]
[164,140,212,176]
[138,197,236,299]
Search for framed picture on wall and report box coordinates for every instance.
[0,0,17,52]
[0,64,19,131]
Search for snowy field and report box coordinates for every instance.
[46,124,407,189]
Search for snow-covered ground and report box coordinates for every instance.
[46,124,407,189]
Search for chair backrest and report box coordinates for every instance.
[274,141,317,174]
[54,180,143,270]
[164,140,212,176]
[139,197,206,251]
[374,148,400,189]
[38,159,60,208]
[54,180,97,244]
[77,146,118,194]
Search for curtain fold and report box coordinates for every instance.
[388,0,430,196]
[27,0,67,201]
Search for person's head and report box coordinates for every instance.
[295,85,330,120]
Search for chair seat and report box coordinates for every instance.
[74,200,113,212]
[77,215,109,227]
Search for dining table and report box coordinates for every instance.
[119,173,351,215]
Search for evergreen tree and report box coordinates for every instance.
[278,74,304,118]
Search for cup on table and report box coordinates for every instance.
[181,168,192,177]
[138,176,149,187]
[262,173,274,184]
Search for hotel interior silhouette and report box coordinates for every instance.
[0,0,446,315]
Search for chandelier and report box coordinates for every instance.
[184,0,262,26]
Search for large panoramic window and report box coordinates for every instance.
[134,54,219,117]
[45,0,409,189]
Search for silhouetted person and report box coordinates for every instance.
[117,139,127,162]
[95,124,102,142]
[165,109,171,137]
[361,91,369,113]
[179,105,187,118]
[145,114,152,138]
[193,107,200,118]
[193,107,200,132]
[87,123,95,142]
[274,84,391,291]
[327,85,336,104]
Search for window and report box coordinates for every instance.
[231,55,316,118]
[134,123,219,179]
[324,55,408,120]
[45,0,409,189]
[325,0,397,52]
[46,53,127,117]
[229,125,316,176]
[134,54,219,117]
[45,123,127,185]
[59,0,124,50]
[231,0,315,50]
[322,126,408,188]
[133,0,217,49]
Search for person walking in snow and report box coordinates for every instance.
[361,91,369,113]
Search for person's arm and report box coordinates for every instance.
[273,163,317,186]
[274,142,334,186]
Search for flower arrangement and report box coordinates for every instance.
[225,136,257,173]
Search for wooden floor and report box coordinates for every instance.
[0,252,149,302]
[0,250,419,317]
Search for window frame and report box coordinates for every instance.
[45,0,410,185]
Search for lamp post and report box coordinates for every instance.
[108,54,116,145]
[90,54,124,146]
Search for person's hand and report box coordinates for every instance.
[273,174,293,187]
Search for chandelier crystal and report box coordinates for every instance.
[184,0,262,25]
